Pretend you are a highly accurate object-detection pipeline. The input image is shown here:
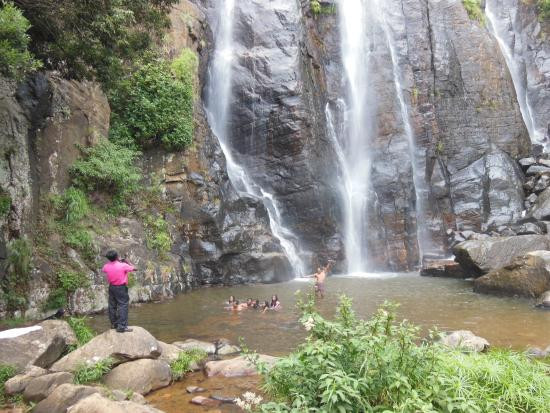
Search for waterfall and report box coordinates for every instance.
[333,0,431,272]
[335,0,377,273]
[204,0,306,276]
[485,0,546,148]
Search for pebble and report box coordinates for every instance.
[186,386,206,394]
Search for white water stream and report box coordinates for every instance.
[485,0,546,148]
[204,0,306,276]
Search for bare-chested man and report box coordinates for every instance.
[306,261,333,298]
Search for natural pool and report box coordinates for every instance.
[89,273,550,353]
[89,273,550,412]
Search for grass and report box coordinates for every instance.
[170,350,207,381]
[74,358,113,384]
[0,364,16,406]
[463,0,485,24]
[68,317,95,347]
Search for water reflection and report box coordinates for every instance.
[89,273,550,353]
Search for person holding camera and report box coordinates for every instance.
[102,250,135,333]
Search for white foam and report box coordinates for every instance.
[0,325,42,339]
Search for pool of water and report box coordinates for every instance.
[89,273,550,353]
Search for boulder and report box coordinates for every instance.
[512,222,545,235]
[33,383,99,413]
[216,338,241,355]
[4,366,47,395]
[205,355,278,378]
[65,393,164,413]
[157,341,182,363]
[172,339,216,354]
[519,157,536,169]
[23,372,73,403]
[102,359,171,395]
[474,251,550,298]
[420,258,468,278]
[526,165,550,176]
[453,235,550,276]
[0,320,77,372]
[529,187,550,220]
[536,291,550,308]
[51,327,160,372]
[440,331,490,352]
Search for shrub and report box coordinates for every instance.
[58,269,89,293]
[170,350,207,381]
[60,187,90,224]
[74,358,114,384]
[43,287,67,311]
[70,140,141,200]
[63,227,95,261]
[13,0,177,86]
[1,238,31,312]
[144,215,172,255]
[539,0,550,19]
[256,296,550,412]
[0,191,11,218]
[0,2,41,80]
[68,317,95,347]
[462,0,485,24]
[310,0,321,16]
[109,54,195,151]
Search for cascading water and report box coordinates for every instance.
[334,0,377,273]
[485,0,546,148]
[204,0,306,276]
[332,0,431,273]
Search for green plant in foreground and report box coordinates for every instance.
[0,364,16,406]
[0,2,41,80]
[74,357,113,384]
[462,0,485,24]
[256,295,550,412]
[170,349,207,381]
[68,317,95,347]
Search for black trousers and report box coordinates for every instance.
[108,284,129,330]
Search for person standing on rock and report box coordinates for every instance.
[102,250,135,333]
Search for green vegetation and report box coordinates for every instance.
[255,296,550,412]
[68,316,96,347]
[70,139,141,204]
[0,2,41,80]
[44,269,90,311]
[74,357,114,384]
[13,0,178,86]
[0,190,11,218]
[462,0,485,24]
[59,187,90,224]
[170,350,207,381]
[0,364,16,406]
[63,227,95,261]
[144,214,172,255]
[1,238,32,313]
[539,0,550,19]
[109,51,196,151]
[310,1,321,16]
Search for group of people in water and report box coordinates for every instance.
[223,260,334,313]
[226,295,282,312]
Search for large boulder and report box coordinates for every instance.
[474,251,550,298]
[51,327,160,372]
[4,366,47,395]
[453,235,550,276]
[529,187,550,221]
[440,331,490,353]
[102,359,171,395]
[0,320,77,372]
[65,393,164,413]
[33,383,99,413]
[420,258,468,278]
[205,355,278,378]
[23,372,73,403]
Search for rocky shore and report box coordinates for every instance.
[0,320,277,412]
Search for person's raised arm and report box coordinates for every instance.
[121,258,136,272]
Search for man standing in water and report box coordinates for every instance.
[102,250,135,333]
[307,261,334,298]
